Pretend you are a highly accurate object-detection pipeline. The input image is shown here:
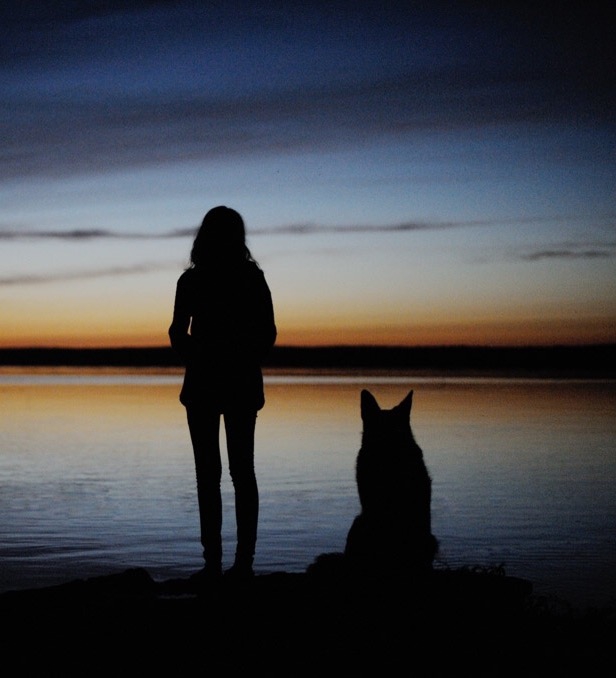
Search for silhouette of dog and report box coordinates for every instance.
[343,389,438,574]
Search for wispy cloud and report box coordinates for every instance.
[250,221,475,236]
[0,228,191,240]
[253,216,601,236]
[0,229,118,240]
[1,216,610,241]
[0,262,175,286]
[517,247,615,262]
[3,239,613,288]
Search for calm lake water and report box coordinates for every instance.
[1,368,614,610]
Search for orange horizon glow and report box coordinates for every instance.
[1,319,614,350]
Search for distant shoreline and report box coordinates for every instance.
[0,344,614,378]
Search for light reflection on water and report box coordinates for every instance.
[0,369,614,610]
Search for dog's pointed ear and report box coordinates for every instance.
[361,389,380,419]
[397,390,413,416]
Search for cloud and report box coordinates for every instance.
[0,217,545,241]
[518,247,615,262]
[0,229,116,240]
[0,261,175,286]
[1,216,611,241]
[0,228,190,240]
[253,219,505,235]
[2,223,613,287]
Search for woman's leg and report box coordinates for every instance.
[186,407,223,570]
[224,410,258,569]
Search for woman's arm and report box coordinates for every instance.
[255,272,277,360]
[168,275,194,364]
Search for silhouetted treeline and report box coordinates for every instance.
[0,344,614,377]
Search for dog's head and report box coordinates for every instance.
[360,389,413,432]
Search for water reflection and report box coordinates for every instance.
[0,370,614,609]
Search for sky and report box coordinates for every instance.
[1,0,614,349]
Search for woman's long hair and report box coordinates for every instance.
[190,206,257,268]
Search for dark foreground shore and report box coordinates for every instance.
[1,563,614,676]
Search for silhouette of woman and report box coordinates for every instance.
[169,206,277,579]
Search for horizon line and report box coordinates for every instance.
[1,342,614,351]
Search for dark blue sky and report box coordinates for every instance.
[1,1,614,347]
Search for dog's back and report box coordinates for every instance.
[344,389,437,572]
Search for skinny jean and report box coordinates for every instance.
[186,406,259,567]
